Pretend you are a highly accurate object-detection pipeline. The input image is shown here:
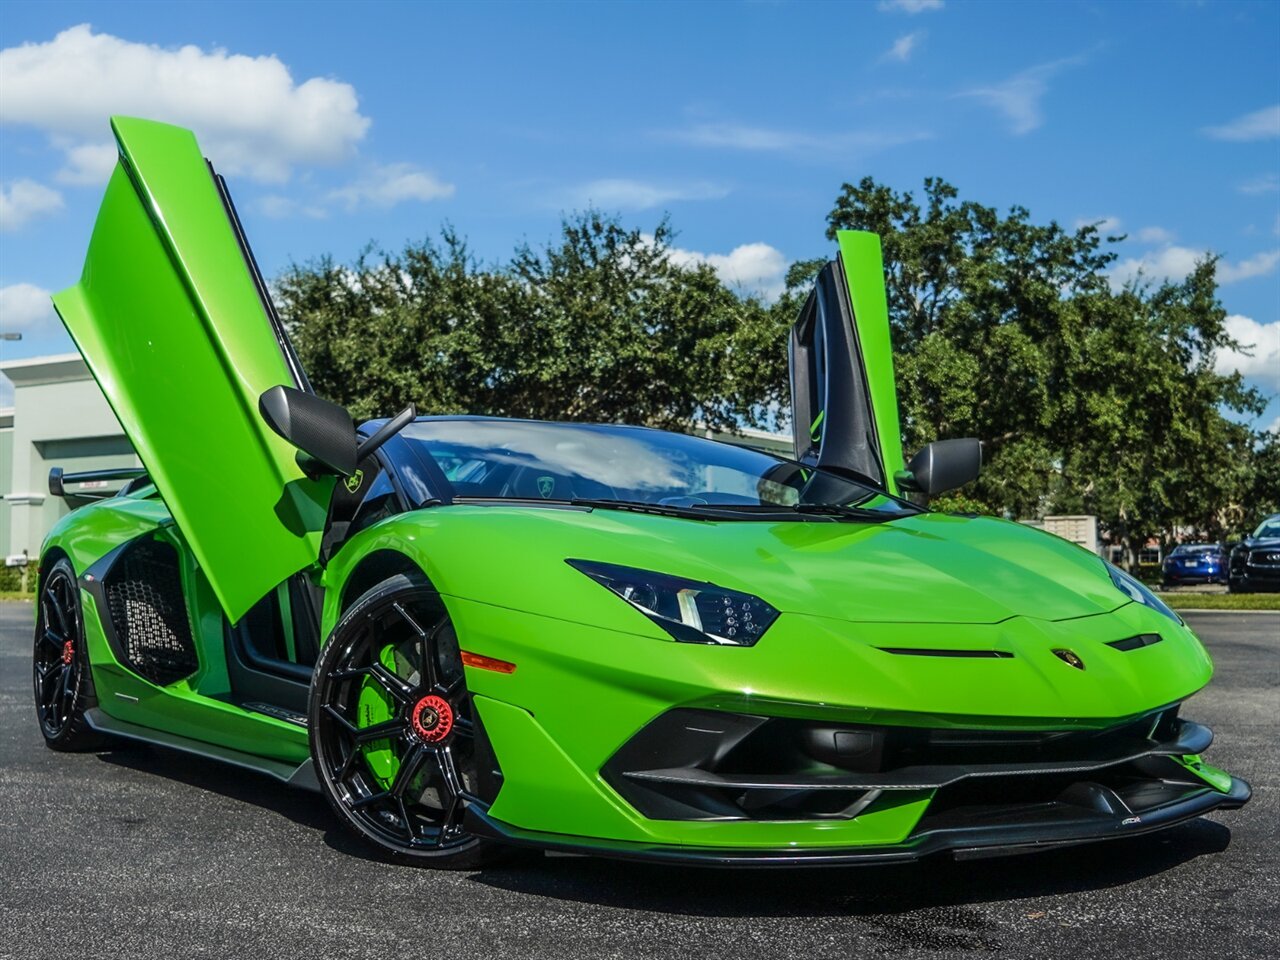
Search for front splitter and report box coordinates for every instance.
[465,775,1251,868]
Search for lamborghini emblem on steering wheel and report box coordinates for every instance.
[537,476,555,499]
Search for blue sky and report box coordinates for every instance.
[1,0,1277,426]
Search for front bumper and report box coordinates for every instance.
[453,595,1240,859]
[467,773,1250,865]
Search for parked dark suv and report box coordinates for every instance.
[1228,514,1280,593]
[1162,543,1228,586]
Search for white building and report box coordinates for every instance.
[1,354,139,563]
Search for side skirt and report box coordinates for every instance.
[85,707,319,792]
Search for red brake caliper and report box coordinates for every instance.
[61,641,74,666]
[410,695,454,743]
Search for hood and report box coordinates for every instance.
[377,505,1126,626]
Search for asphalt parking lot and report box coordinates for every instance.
[0,603,1275,960]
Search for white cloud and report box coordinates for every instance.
[1137,226,1175,244]
[0,24,371,184]
[326,163,454,212]
[257,195,328,220]
[1112,245,1280,288]
[1074,215,1122,233]
[957,57,1081,135]
[1111,245,1203,288]
[882,32,922,63]
[562,178,729,211]
[1202,105,1280,142]
[878,0,944,12]
[0,179,63,231]
[1218,249,1280,284]
[1239,173,1280,195]
[1216,314,1280,392]
[663,121,930,155]
[54,142,119,185]
[666,240,788,301]
[0,283,56,331]
[1266,415,1280,435]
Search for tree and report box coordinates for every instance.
[826,176,1117,518]
[277,213,767,431]
[823,176,1268,563]
[276,183,1276,572]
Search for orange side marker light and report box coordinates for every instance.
[461,651,517,674]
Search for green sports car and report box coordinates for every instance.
[33,117,1249,868]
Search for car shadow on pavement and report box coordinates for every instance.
[93,741,1234,920]
[95,744,350,834]
[468,819,1233,919]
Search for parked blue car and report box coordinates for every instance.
[1162,543,1227,586]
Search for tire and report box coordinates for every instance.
[309,573,510,869]
[33,557,107,751]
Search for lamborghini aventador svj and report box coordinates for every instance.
[33,117,1250,868]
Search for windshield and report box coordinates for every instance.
[1170,544,1218,556]
[1254,518,1280,539]
[396,419,918,520]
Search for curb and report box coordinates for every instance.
[1174,608,1280,615]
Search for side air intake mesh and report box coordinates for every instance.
[104,538,199,686]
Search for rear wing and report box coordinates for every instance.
[49,466,149,501]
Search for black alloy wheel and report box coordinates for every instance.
[310,573,507,868]
[33,557,106,750]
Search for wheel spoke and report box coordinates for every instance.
[389,743,429,799]
[354,719,405,744]
[47,585,69,634]
[436,745,475,804]
[350,790,390,811]
[335,745,360,783]
[394,602,439,691]
[61,660,76,702]
[396,798,416,842]
[367,662,415,704]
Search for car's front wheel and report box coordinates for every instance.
[309,573,508,869]
[33,557,107,751]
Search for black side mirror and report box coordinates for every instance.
[259,385,358,477]
[896,438,982,496]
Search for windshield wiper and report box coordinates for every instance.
[790,502,897,522]
[568,498,719,520]
[684,502,900,523]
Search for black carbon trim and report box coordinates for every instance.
[878,647,1014,658]
[1107,633,1164,651]
[621,720,1213,792]
[465,775,1251,868]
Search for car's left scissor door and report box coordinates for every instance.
[52,117,332,623]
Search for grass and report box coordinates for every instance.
[1158,592,1280,611]
[0,592,34,603]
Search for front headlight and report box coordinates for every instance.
[1105,561,1181,624]
[567,559,780,646]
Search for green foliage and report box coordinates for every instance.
[825,176,1272,557]
[278,213,767,432]
[277,181,1278,565]
[0,563,33,594]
